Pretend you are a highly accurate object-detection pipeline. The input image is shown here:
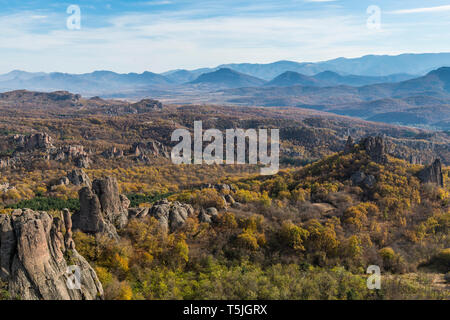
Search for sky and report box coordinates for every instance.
[1,0,450,74]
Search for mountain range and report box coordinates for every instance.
[1,53,450,130]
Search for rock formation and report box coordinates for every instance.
[53,145,87,161]
[198,208,219,224]
[11,133,54,151]
[102,147,124,159]
[418,159,444,187]
[0,209,103,300]
[72,177,130,238]
[130,99,163,111]
[147,199,194,232]
[129,140,170,159]
[360,136,388,164]
[350,171,376,188]
[67,169,92,188]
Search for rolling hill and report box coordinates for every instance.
[189,68,267,88]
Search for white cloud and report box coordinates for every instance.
[0,6,448,74]
[389,5,450,14]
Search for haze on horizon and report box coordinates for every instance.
[1,0,450,74]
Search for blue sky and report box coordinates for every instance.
[1,0,450,73]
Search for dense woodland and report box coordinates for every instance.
[0,96,449,300]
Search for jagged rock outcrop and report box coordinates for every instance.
[67,169,92,188]
[418,159,444,187]
[72,177,129,238]
[102,147,124,159]
[200,183,237,193]
[0,209,103,300]
[148,199,194,232]
[53,145,87,161]
[129,140,170,159]
[360,136,388,164]
[11,133,54,152]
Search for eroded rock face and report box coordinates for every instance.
[360,136,388,164]
[0,209,103,300]
[72,177,129,238]
[12,133,54,151]
[148,200,194,232]
[129,140,170,159]
[418,159,444,187]
[67,169,92,188]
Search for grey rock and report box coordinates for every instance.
[128,207,150,219]
[418,159,444,187]
[12,133,54,151]
[67,169,92,188]
[360,136,388,164]
[0,209,103,300]
[72,177,129,238]
[149,200,195,232]
[351,171,366,185]
[129,140,170,159]
[198,210,212,223]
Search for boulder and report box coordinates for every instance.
[198,207,219,224]
[0,209,103,300]
[149,200,194,232]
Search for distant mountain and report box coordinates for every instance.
[0,70,173,95]
[266,71,414,87]
[218,67,450,130]
[189,68,266,88]
[163,70,199,84]
[266,71,321,87]
[323,53,450,76]
[162,68,212,84]
[163,53,450,80]
[313,71,414,86]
